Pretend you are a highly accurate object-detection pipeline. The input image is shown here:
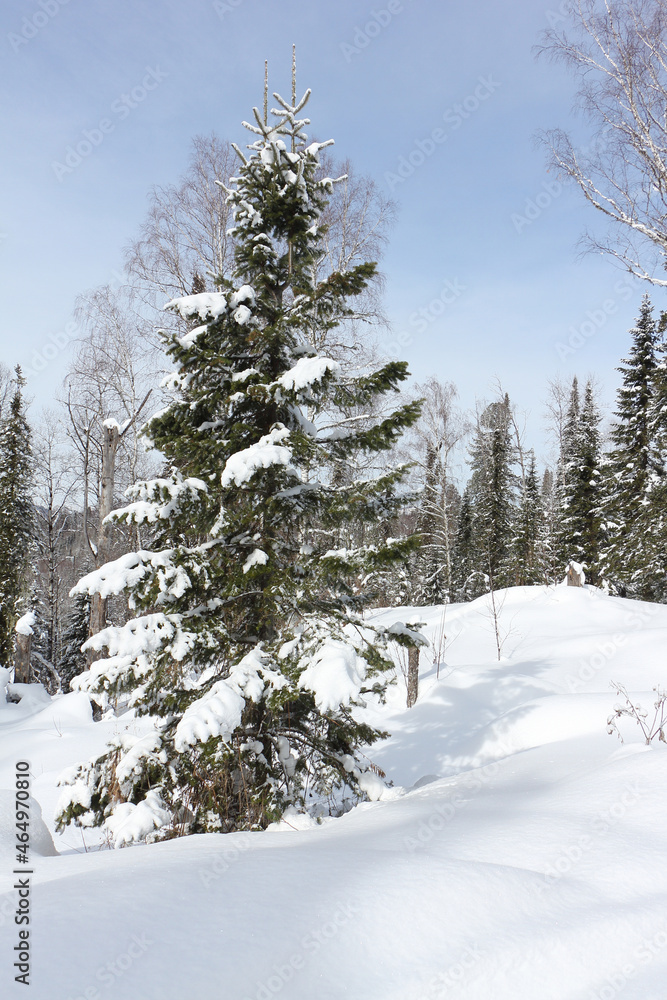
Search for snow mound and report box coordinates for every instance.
[0,791,57,858]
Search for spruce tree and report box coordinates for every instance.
[559,380,603,584]
[599,296,660,593]
[467,395,516,592]
[451,485,477,600]
[513,452,543,586]
[58,593,91,692]
[0,367,33,668]
[633,306,667,600]
[57,79,422,841]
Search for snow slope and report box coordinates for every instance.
[2,585,667,1000]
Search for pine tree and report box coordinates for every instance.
[513,452,543,586]
[451,485,477,600]
[561,376,581,480]
[57,77,422,841]
[58,593,91,692]
[559,380,603,584]
[599,296,661,594]
[633,306,667,600]
[0,367,33,668]
[467,395,516,592]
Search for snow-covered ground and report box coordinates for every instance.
[3,584,667,1000]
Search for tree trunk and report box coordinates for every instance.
[14,631,32,684]
[407,647,419,708]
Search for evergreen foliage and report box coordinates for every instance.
[558,380,603,585]
[57,81,422,841]
[513,452,544,586]
[601,296,665,597]
[466,395,516,593]
[58,593,91,692]
[0,367,33,667]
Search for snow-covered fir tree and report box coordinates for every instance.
[464,395,516,594]
[600,297,665,598]
[56,79,423,841]
[512,451,543,586]
[0,367,33,668]
[451,485,476,600]
[558,380,603,584]
[58,593,91,692]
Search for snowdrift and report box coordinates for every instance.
[2,584,667,1000]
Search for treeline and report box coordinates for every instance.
[409,295,667,606]
[0,134,666,696]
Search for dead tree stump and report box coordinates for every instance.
[13,631,32,684]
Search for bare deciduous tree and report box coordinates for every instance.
[64,286,157,643]
[32,411,78,674]
[312,150,397,356]
[0,363,13,418]
[126,134,396,360]
[539,0,667,284]
[409,378,470,600]
[125,133,237,306]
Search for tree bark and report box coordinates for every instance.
[13,631,32,684]
[407,647,419,708]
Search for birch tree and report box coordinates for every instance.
[540,0,667,284]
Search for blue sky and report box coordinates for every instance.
[0,0,651,461]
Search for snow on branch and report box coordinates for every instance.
[220,425,294,487]
[71,549,190,602]
[275,356,340,393]
[164,292,228,321]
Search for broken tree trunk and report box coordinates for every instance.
[13,631,32,684]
